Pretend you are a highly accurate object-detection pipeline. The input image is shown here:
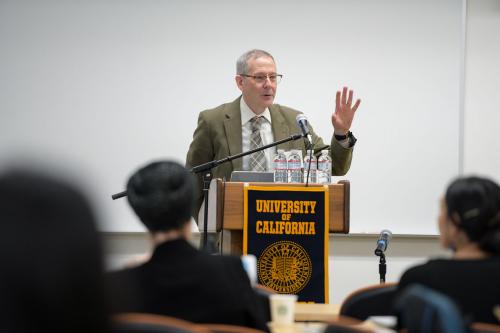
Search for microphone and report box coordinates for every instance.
[374,229,392,256]
[296,114,313,146]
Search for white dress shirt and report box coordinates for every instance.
[240,98,275,171]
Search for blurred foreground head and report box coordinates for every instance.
[0,169,108,333]
[440,176,500,255]
[126,160,196,233]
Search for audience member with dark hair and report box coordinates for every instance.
[107,161,267,330]
[398,176,500,324]
[0,170,109,333]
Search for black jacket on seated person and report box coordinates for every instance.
[398,257,500,324]
[108,239,267,331]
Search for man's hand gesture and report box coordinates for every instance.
[332,86,361,134]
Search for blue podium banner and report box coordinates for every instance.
[243,185,329,303]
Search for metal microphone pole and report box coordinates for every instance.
[304,141,313,186]
[378,253,386,284]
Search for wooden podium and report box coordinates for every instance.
[198,180,350,254]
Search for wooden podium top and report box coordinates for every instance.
[213,180,350,234]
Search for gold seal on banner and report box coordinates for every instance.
[258,241,312,293]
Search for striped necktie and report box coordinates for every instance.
[249,116,266,171]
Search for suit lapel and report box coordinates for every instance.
[223,97,243,171]
[270,105,292,150]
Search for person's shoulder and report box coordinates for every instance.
[198,253,247,275]
[107,262,144,282]
[218,253,245,266]
[199,252,242,266]
[407,258,452,272]
[432,257,500,270]
[215,254,253,283]
[400,258,464,286]
[399,260,436,286]
[401,262,427,277]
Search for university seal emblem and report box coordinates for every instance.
[257,241,312,293]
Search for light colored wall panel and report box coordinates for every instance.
[0,0,463,235]
[463,0,500,182]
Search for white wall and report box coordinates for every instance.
[0,0,466,235]
[463,0,500,179]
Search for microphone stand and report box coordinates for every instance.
[377,252,387,284]
[191,133,305,252]
[110,133,307,253]
[304,141,313,186]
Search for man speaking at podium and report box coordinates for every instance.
[186,49,362,213]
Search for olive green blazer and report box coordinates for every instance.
[186,97,354,212]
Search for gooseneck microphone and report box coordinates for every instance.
[374,229,392,256]
[296,114,313,146]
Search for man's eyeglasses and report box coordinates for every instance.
[240,73,283,84]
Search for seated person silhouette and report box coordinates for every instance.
[108,161,267,331]
[398,176,500,324]
[0,169,109,333]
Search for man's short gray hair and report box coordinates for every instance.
[236,49,275,74]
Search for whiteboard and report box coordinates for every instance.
[0,0,464,234]
[463,0,500,182]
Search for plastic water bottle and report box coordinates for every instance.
[303,150,317,184]
[273,149,288,183]
[287,150,303,183]
[317,149,332,184]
